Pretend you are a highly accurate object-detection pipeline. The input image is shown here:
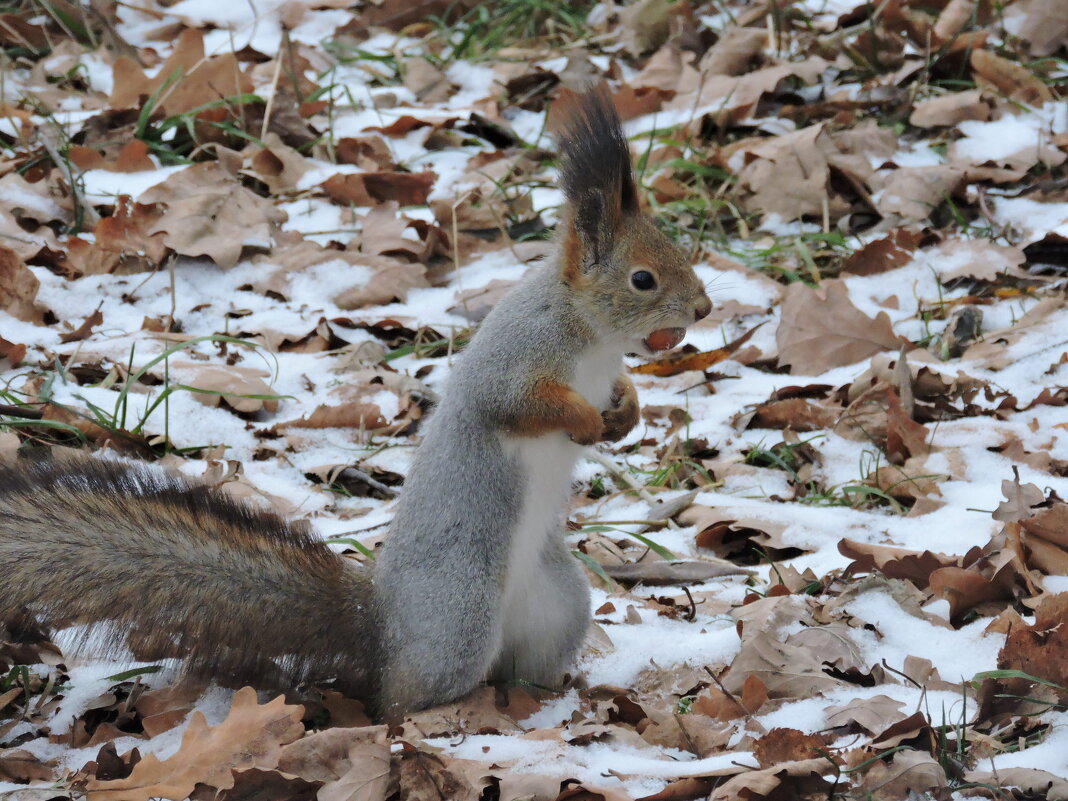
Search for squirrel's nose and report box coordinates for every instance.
[694,295,712,321]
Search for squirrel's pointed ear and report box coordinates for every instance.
[553,86,638,275]
[569,191,610,267]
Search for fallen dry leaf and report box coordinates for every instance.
[745,396,839,431]
[840,229,926,276]
[964,767,1068,800]
[932,238,1027,282]
[1019,502,1068,575]
[970,49,1053,106]
[885,388,928,464]
[933,0,985,43]
[671,57,829,122]
[733,124,832,222]
[68,139,156,172]
[64,196,168,276]
[875,165,964,222]
[59,308,103,344]
[86,687,305,801]
[0,337,26,371]
[855,748,946,800]
[600,560,747,585]
[321,171,437,207]
[141,163,287,269]
[0,244,40,322]
[839,539,957,589]
[776,280,905,375]
[243,134,314,194]
[276,725,391,801]
[993,473,1045,523]
[0,748,55,782]
[179,366,281,414]
[929,560,1017,626]
[753,728,829,766]
[708,758,832,801]
[632,323,764,377]
[1004,0,1068,56]
[909,89,989,128]
[109,28,252,116]
[825,695,907,735]
[998,592,1068,690]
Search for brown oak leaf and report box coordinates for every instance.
[86,688,305,801]
[776,280,905,375]
[141,163,286,268]
[0,245,40,322]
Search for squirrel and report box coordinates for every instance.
[0,87,711,720]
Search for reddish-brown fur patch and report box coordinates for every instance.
[561,220,584,285]
[510,380,604,445]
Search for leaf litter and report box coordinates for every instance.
[1,0,1068,799]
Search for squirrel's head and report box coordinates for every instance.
[553,86,711,356]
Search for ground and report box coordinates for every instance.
[1,0,1068,799]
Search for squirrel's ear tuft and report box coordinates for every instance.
[552,85,638,271]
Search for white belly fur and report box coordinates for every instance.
[497,342,622,648]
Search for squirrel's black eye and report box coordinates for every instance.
[631,270,656,291]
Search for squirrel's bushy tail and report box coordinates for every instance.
[0,458,377,691]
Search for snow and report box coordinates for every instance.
[583,601,739,689]
[954,103,1068,165]
[992,197,1068,243]
[988,722,1068,775]
[430,734,758,798]
[81,165,187,202]
[844,589,1001,682]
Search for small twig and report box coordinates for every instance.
[167,254,177,331]
[451,190,474,273]
[259,43,285,141]
[0,404,43,420]
[681,586,698,622]
[338,467,398,498]
[587,450,676,527]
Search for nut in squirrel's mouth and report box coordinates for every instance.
[642,327,686,353]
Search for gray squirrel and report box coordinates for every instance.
[0,87,711,719]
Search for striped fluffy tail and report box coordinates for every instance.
[0,458,378,693]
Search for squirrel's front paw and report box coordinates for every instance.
[567,404,605,446]
[600,375,639,442]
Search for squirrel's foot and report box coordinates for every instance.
[600,375,639,442]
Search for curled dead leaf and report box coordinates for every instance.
[321,171,437,207]
[909,89,989,128]
[180,366,282,414]
[839,538,957,589]
[632,324,764,377]
[599,560,747,585]
[970,49,1053,106]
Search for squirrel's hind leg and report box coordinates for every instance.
[376,579,504,719]
[492,533,590,687]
